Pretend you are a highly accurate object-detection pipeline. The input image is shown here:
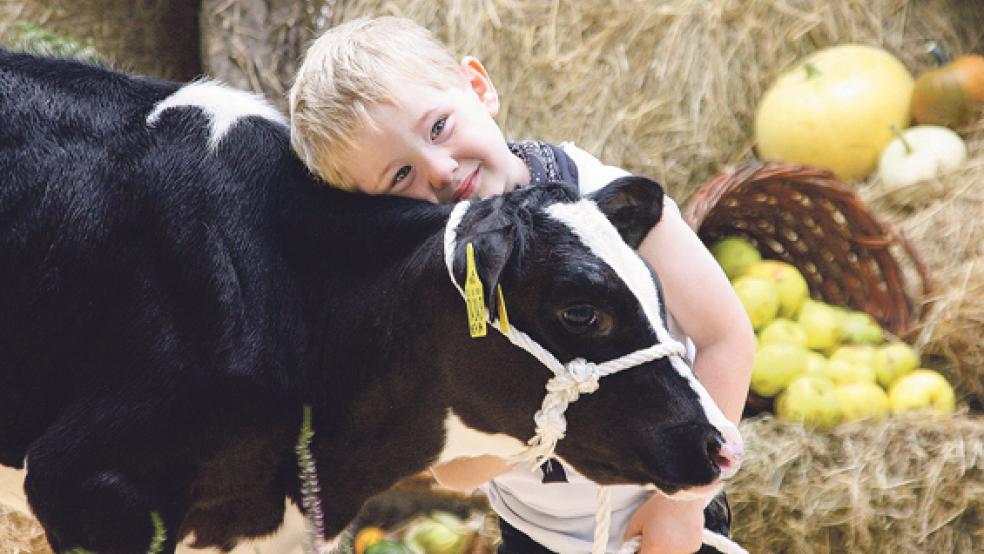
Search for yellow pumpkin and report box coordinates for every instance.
[755,44,914,182]
[911,54,984,127]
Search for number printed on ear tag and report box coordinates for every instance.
[464,242,487,338]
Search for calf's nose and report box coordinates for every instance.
[708,422,744,479]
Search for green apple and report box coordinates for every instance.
[830,345,880,377]
[775,375,843,429]
[733,275,780,331]
[711,236,761,279]
[875,341,920,388]
[366,541,412,554]
[405,518,464,554]
[888,369,956,415]
[430,511,465,530]
[750,342,809,397]
[820,359,876,384]
[835,381,890,422]
[744,260,810,318]
[839,310,885,345]
[804,351,829,375]
[797,299,841,352]
[758,318,808,347]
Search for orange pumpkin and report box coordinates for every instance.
[355,526,387,554]
[952,54,984,101]
[911,54,984,127]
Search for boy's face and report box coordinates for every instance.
[342,59,529,204]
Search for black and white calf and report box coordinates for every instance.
[0,50,742,553]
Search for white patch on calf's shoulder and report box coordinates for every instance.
[437,410,527,463]
[545,200,733,433]
[146,80,287,149]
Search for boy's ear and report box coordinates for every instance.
[588,176,665,248]
[453,197,517,320]
[460,56,500,117]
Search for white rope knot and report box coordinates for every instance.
[531,411,565,446]
[549,358,601,400]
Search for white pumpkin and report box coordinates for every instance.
[877,125,968,188]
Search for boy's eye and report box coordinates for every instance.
[392,165,411,185]
[430,117,447,140]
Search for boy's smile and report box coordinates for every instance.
[343,59,530,204]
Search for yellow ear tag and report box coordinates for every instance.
[464,242,487,338]
[497,285,511,333]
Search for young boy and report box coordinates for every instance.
[289,16,754,554]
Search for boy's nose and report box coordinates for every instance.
[424,153,458,190]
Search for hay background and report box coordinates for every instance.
[0,508,47,554]
[200,0,312,113]
[731,414,984,553]
[328,0,984,201]
[0,0,201,80]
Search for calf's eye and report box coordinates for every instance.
[560,305,599,331]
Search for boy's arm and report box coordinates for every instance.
[429,455,512,492]
[563,141,753,419]
[625,202,755,553]
[638,202,755,423]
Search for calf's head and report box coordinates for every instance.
[441,178,742,496]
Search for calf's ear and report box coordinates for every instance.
[452,197,518,321]
[588,175,665,248]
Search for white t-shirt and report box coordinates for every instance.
[480,142,696,553]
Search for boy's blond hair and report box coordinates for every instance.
[289,16,466,190]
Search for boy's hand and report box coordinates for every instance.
[623,494,706,554]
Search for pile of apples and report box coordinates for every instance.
[354,511,479,554]
[712,236,956,429]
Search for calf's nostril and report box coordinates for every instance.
[713,440,745,479]
[703,429,746,477]
[705,434,726,466]
[713,422,746,477]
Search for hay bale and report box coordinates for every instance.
[0,506,49,554]
[860,115,984,408]
[0,0,200,81]
[730,414,984,553]
[327,0,983,199]
[200,0,311,113]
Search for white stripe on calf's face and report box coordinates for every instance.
[544,200,734,436]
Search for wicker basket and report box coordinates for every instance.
[684,161,931,335]
[683,162,932,413]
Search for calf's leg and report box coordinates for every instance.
[25,463,178,553]
[23,412,180,554]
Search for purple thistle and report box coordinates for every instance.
[297,404,327,553]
